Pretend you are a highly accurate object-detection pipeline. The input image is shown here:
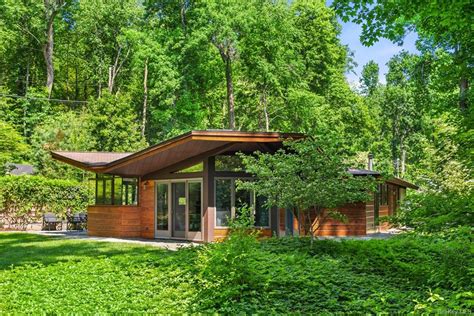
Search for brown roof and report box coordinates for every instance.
[51,130,302,176]
[51,130,418,189]
[51,151,132,169]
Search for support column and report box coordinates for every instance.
[203,156,215,242]
[270,206,280,237]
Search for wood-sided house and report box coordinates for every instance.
[52,130,417,242]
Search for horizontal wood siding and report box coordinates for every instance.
[366,200,375,233]
[317,202,367,236]
[140,179,155,239]
[293,203,367,237]
[88,205,142,238]
[213,228,272,241]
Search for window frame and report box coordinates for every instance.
[91,174,139,206]
[214,177,271,229]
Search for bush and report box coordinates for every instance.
[0,175,92,229]
[392,190,473,232]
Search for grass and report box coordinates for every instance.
[0,232,472,313]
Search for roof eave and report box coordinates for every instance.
[50,151,108,172]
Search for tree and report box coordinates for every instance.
[0,120,29,175]
[238,134,375,244]
[43,0,65,97]
[87,92,147,152]
[192,0,257,130]
[360,61,379,96]
[333,0,473,110]
[30,111,93,179]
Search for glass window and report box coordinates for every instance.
[188,182,202,232]
[216,179,232,226]
[103,175,113,205]
[93,174,138,206]
[255,195,270,227]
[378,184,388,206]
[156,183,168,230]
[175,162,203,173]
[114,176,122,205]
[235,187,252,218]
[122,178,138,205]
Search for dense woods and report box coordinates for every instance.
[1,0,471,193]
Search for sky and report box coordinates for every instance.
[336,18,419,86]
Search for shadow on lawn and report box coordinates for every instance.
[0,233,179,270]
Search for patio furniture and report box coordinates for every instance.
[42,213,63,231]
[67,213,87,231]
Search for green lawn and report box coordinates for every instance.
[0,232,472,313]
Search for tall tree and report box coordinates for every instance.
[43,0,64,98]
[333,0,474,110]
[360,61,379,96]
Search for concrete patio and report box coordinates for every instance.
[22,230,197,251]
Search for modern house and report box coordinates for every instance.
[52,130,417,242]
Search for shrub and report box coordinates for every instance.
[0,175,92,229]
[391,190,473,232]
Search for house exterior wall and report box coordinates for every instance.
[365,200,376,233]
[87,179,155,239]
[213,228,272,241]
[87,178,407,240]
[139,179,155,239]
[88,205,142,238]
[316,202,367,236]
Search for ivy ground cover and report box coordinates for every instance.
[0,232,471,313]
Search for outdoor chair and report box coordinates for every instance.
[66,213,87,231]
[42,213,63,231]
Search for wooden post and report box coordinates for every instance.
[203,156,215,242]
[270,206,279,237]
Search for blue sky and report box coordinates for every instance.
[336,18,419,85]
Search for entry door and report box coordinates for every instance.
[172,182,186,238]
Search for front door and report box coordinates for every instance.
[155,180,202,240]
[172,182,186,238]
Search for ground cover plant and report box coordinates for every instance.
[0,232,471,314]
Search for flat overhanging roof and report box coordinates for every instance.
[51,129,418,189]
[52,130,303,177]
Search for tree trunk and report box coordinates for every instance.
[261,90,270,132]
[225,57,235,130]
[459,76,469,111]
[108,66,114,93]
[43,9,56,98]
[401,148,406,177]
[108,46,129,94]
[141,58,149,138]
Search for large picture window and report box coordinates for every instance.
[93,174,138,206]
[215,178,270,228]
[378,184,389,206]
[216,179,232,226]
[156,183,169,230]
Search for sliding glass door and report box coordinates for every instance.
[172,182,186,238]
[155,180,202,240]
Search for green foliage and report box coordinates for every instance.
[392,190,473,233]
[360,60,379,95]
[0,121,29,174]
[238,135,376,238]
[0,233,471,313]
[30,111,93,179]
[87,92,147,152]
[0,176,91,229]
[196,228,261,312]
